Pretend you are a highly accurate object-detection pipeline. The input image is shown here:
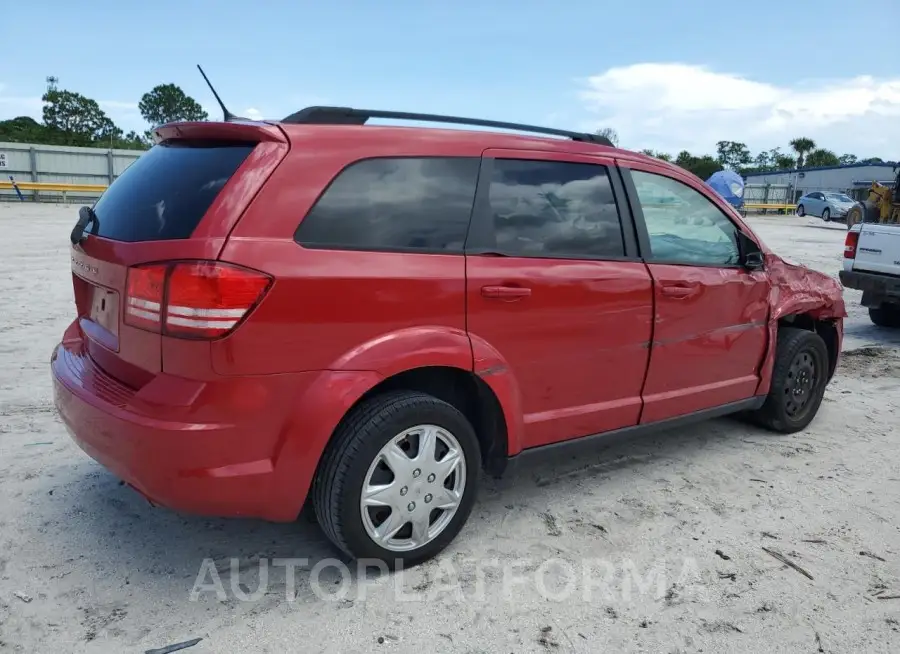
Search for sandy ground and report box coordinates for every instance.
[1,203,899,654]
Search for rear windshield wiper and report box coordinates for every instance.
[70,206,99,245]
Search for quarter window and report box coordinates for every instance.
[295,157,480,252]
[631,170,740,266]
[485,159,626,258]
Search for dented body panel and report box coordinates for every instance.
[755,254,846,395]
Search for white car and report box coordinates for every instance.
[796,191,857,222]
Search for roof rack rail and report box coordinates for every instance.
[280,106,614,146]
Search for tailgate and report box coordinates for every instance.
[69,123,287,387]
[853,224,900,275]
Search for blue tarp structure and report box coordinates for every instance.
[706,170,744,209]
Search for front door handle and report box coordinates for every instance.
[660,284,699,298]
[481,285,532,299]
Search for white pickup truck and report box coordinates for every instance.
[840,223,900,327]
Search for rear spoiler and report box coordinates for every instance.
[153,120,287,144]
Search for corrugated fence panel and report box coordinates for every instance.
[0,141,144,202]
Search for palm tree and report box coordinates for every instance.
[790,137,816,168]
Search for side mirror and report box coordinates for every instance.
[737,231,764,270]
[743,251,765,271]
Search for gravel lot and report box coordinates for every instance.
[1,203,899,653]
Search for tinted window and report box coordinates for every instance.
[486,159,625,258]
[295,157,480,252]
[90,140,255,242]
[631,170,740,266]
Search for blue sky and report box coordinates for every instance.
[3,0,900,158]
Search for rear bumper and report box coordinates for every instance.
[51,334,321,522]
[839,269,900,298]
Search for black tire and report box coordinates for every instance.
[846,203,863,228]
[821,208,830,222]
[747,327,829,433]
[313,390,481,568]
[796,204,805,217]
[848,200,880,228]
[869,303,900,328]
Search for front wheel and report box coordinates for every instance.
[313,391,481,568]
[821,208,830,221]
[747,327,829,433]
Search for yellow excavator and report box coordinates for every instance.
[846,165,900,228]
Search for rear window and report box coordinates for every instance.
[89,140,255,242]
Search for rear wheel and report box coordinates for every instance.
[796,204,805,217]
[313,391,480,567]
[821,208,830,222]
[747,327,829,433]
[869,303,900,328]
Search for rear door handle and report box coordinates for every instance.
[481,285,532,299]
[660,284,699,298]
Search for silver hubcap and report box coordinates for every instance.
[360,424,466,552]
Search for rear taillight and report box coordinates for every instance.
[125,264,167,330]
[124,261,271,339]
[844,230,859,259]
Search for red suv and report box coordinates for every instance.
[52,107,846,566]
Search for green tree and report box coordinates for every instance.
[715,140,751,170]
[639,148,672,161]
[805,148,840,168]
[138,83,208,129]
[594,127,619,147]
[0,116,51,143]
[839,153,858,165]
[774,154,796,170]
[789,137,816,168]
[674,150,722,180]
[751,150,772,171]
[42,88,116,146]
[860,157,884,164]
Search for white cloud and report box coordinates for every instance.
[243,107,264,121]
[579,63,900,160]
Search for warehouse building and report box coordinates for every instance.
[744,162,898,202]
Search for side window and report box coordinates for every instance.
[631,170,740,266]
[295,157,480,252]
[485,159,625,258]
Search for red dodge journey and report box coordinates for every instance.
[52,107,846,566]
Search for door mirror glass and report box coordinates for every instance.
[738,231,764,270]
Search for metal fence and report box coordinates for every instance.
[744,183,791,205]
[0,141,144,202]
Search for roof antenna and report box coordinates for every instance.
[197,64,243,122]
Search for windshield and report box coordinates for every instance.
[826,193,853,203]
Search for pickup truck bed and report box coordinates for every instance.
[840,223,900,327]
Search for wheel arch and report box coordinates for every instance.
[350,365,511,477]
[756,312,841,396]
[279,328,525,519]
[777,313,840,381]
